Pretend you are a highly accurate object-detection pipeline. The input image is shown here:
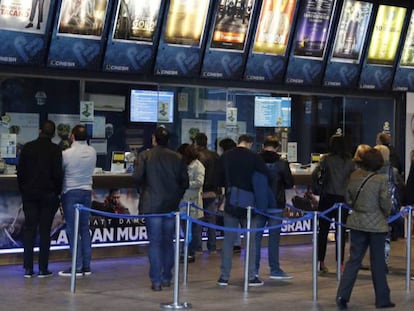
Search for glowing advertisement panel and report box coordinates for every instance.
[154,0,212,77]
[367,5,406,66]
[0,0,53,65]
[47,0,111,70]
[201,0,257,80]
[360,5,407,90]
[254,96,291,127]
[103,0,163,74]
[285,0,336,86]
[393,11,414,91]
[323,0,372,88]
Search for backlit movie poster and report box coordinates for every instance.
[367,5,406,66]
[164,0,210,47]
[293,0,336,59]
[331,0,372,63]
[0,0,51,33]
[399,12,414,68]
[210,0,255,51]
[112,0,162,43]
[253,0,297,56]
[58,0,108,38]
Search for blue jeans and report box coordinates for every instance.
[203,197,217,251]
[62,189,92,270]
[220,212,257,280]
[255,211,283,275]
[146,215,175,286]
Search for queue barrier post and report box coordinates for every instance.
[182,202,191,286]
[406,207,412,292]
[160,212,192,310]
[312,211,319,301]
[337,204,343,282]
[243,206,253,293]
[70,205,80,293]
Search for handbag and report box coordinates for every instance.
[311,164,325,195]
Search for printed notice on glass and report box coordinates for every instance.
[253,0,297,55]
[399,11,414,67]
[367,5,406,66]
[0,134,17,158]
[331,0,372,63]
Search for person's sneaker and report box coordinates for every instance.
[217,277,228,286]
[38,270,53,278]
[269,271,293,280]
[336,297,348,309]
[233,245,241,253]
[58,268,83,277]
[248,276,264,287]
[82,267,92,276]
[24,269,34,278]
[411,276,414,281]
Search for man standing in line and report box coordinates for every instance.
[17,120,63,278]
[59,125,96,277]
[134,127,189,291]
[217,134,270,287]
[194,133,220,253]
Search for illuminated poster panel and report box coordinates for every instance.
[210,0,255,51]
[293,0,336,59]
[57,0,108,38]
[331,0,372,63]
[112,0,162,43]
[164,0,210,47]
[367,5,406,66]
[0,0,53,65]
[399,12,414,68]
[253,0,297,56]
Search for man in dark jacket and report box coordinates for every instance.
[134,127,189,291]
[17,120,63,278]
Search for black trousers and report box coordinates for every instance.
[22,192,59,271]
[337,230,391,307]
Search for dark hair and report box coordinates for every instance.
[178,144,198,165]
[329,134,350,159]
[361,148,384,171]
[194,133,207,147]
[238,134,254,144]
[154,126,169,146]
[219,138,236,152]
[40,120,56,139]
[263,135,280,149]
[72,124,88,141]
[377,132,391,146]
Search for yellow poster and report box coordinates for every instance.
[164,0,210,46]
[400,11,414,67]
[367,5,406,65]
[253,0,297,55]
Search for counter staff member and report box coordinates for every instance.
[134,126,189,291]
[17,120,63,278]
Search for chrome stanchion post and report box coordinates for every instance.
[406,207,412,292]
[312,211,319,301]
[183,202,191,286]
[160,212,191,310]
[243,206,252,293]
[337,204,342,282]
[70,204,80,293]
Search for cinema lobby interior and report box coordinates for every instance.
[1,0,414,310]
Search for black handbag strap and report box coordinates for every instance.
[353,172,376,206]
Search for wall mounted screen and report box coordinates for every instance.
[399,11,414,68]
[254,96,291,127]
[130,90,174,123]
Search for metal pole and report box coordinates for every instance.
[337,204,342,282]
[70,205,80,293]
[406,207,412,292]
[160,212,191,309]
[312,211,319,301]
[243,206,252,293]
[183,202,191,285]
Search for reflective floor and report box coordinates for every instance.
[0,238,413,311]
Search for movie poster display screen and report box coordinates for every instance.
[293,0,336,59]
[331,0,372,63]
[399,11,414,67]
[210,0,256,51]
[0,0,51,33]
[164,0,210,47]
[58,0,109,38]
[252,0,297,55]
[367,5,406,66]
[112,0,162,43]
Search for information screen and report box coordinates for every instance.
[130,90,174,123]
[399,11,414,67]
[254,96,291,127]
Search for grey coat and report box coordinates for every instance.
[345,168,391,233]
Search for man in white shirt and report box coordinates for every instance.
[59,125,96,277]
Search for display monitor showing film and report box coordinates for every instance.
[252,0,297,56]
[130,90,174,123]
[254,96,291,127]
[367,5,406,66]
[331,0,373,63]
[399,10,414,68]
